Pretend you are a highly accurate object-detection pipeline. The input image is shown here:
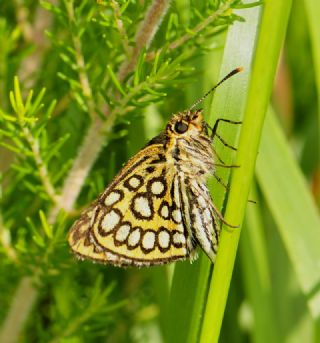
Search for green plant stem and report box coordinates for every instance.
[21,125,60,205]
[110,0,130,54]
[118,0,171,82]
[64,0,98,120]
[15,3,51,89]
[146,0,236,61]
[0,215,18,263]
[48,117,105,223]
[199,1,292,342]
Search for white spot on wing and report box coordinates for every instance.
[173,232,186,245]
[158,230,170,249]
[172,209,182,223]
[115,224,130,242]
[104,191,121,206]
[150,180,164,195]
[129,176,141,189]
[142,231,156,250]
[160,204,169,218]
[133,196,151,217]
[128,228,141,247]
[105,251,117,261]
[101,210,120,232]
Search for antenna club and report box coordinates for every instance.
[187,66,243,111]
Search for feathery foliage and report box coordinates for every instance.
[0,1,319,342]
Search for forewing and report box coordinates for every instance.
[68,144,190,267]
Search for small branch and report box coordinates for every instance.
[48,117,105,224]
[21,126,61,205]
[13,1,57,203]
[15,2,53,90]
[0,277,38,343]
[0,215,18,263]
[110,0,130,54]
[14,0,33,42]
[146,0,235,61]
[118,0,171,82]
[64,0,97,120]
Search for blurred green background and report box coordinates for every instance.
[0,1,319,342]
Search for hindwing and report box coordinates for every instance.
[68,144,193,267]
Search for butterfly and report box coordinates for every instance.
[68,67,242,267]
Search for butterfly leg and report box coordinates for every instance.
[211,118,242,139]
[212,146,227,165]
[214,133,238,151]
[210,118,242,151]
[213,173,229,191]
[210,200,239,228]
[214,163,240,168]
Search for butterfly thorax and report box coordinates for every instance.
[165,110,214,180]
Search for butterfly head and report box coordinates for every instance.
[166,109,208,139]
[165,109,213,176]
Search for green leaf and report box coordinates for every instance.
[28,88,46,117]
[26,217,45,248]
[0,141,22,154]
[240,184,281,342]
[39,210,53,239]
[133,51,146,87]
[13,76,25,118]
[256,108,320,319]
[0,109,18,122]
[24,90,34,113]
[106,64,126,96]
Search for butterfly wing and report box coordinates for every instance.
[68,143,192,267]
[185,177,220,263]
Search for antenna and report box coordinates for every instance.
[189,67,244,111]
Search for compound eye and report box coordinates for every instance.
[174,121,188,134]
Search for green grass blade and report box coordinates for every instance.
[166,259,208,343]
[256,108,320,319]
[240,184,281,342]
[304,0,320,155]
[303,1,320,338]
[199,1,292,342]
